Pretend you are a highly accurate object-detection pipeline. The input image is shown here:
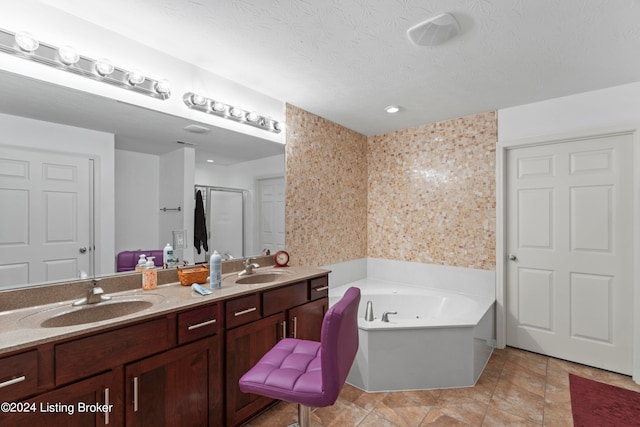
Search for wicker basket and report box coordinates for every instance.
[177,264,209,286]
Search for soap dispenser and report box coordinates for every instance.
[209,250,221,289]
[135,254,147,272]
[142,257,157,290]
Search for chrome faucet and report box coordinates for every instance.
[364,301,374,321]
[238,258,260,276]
[381,311,397,322]
[73,281,112,306]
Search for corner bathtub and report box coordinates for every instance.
[331,279,495,392]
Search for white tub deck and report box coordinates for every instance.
[331,274,495,392]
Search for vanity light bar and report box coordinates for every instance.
[183,92,284,134]
[0,28,170,100]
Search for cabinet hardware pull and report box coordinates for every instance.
[315,286,329,292]
[187,318,217,330]
[0,375,25,389]
[104,387,110,425]
[234,307,257,317]
[281,320,287,340]
[133,377,139,412]
[292,316,297,338]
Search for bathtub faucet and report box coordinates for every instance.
[365,301,374,321]
[381,311,397,322]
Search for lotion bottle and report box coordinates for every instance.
[209,250,221,289]
[142,257,157,290]
[163,243,174,268]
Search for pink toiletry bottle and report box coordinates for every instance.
[142,257,157,290]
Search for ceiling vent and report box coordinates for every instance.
[183,124,211,134]
[407,13,460,46]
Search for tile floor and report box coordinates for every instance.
[245,346,640,426]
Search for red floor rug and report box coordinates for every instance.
[570,373,640,426]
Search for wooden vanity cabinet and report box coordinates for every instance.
[0,350,39,403]
[125,335,221,427]
[225,312,285,426]
[225,275,329,426]
[263,280,328,341]
[0,370,120,427]
[125,303,223,427]
[0,302,223,427]
[0,272,328,427]
[287,298,327,341]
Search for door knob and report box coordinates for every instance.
[508,254,517,261]
[79,246,87,254]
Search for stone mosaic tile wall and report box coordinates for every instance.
[285,104,368,267]
[367,112,497,271]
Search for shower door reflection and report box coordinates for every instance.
[207,187,245,260]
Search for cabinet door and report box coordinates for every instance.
[0,371,119,427]
[0,350,38,403]
[225,312,285,427]
[289,298,327,342]
[125,335,222,427]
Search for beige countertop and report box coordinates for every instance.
[0,266,329,357]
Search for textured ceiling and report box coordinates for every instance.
[41,0,640,135]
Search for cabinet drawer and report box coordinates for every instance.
[178,303,221,345]
[0,350,38,401]
[55,317,170,385]
[226,293,261,329]
[263,281,307,316]
[309,276,329,300]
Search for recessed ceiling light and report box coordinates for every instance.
[385,105,401,114]
[206,159,214,163]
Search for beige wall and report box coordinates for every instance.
[286,104,497,271]
[285,104,368,266]
[368,112,497,271]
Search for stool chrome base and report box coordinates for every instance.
[286,404,310,427]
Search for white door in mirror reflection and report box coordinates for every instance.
[258,176,285,254]
[0,147,92,289]
[209,189,243,258]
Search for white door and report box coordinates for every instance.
[257,177,285,254]
[208,189,243,258]
[0,146,92,288]
[506,133,634,374]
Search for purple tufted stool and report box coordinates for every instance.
[239,287,360,427]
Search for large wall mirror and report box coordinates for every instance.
[0,70,285,290]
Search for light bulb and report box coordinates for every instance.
[246,111,259,122]
[230,106,244,119]
[154,79,170,95]
[15,32,39,52]
[58,45,79,65]
[190,93,207,106]
[212,101,226,112]
[127,69,145,85]
[95,58,114,76]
